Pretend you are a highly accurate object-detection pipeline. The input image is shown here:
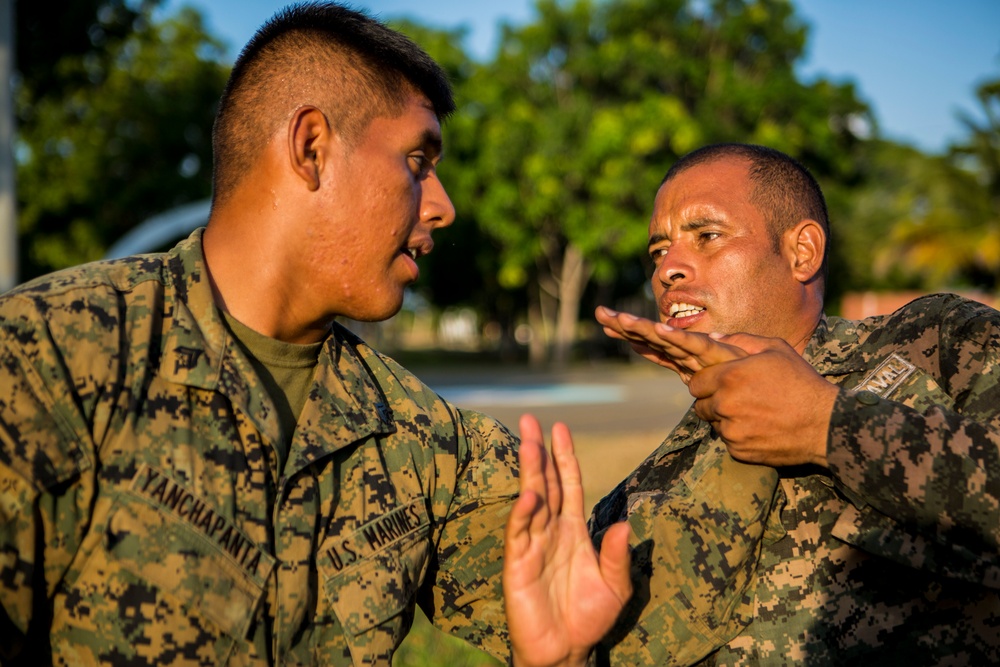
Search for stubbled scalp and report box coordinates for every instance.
[211,2,455,207]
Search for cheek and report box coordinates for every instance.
[725,254,790,314]
[708,254,764,309]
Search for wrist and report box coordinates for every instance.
[811,383,839,467]
[512,649,591,667]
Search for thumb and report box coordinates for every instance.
[711,331,785,355]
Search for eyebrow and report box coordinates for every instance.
[420,129,444,160]
[647,217,725,250]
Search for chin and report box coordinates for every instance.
[346,300,405,324]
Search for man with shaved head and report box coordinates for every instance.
[591,143,1000,665]
[0,3,630,665]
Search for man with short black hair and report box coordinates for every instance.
[0,3,629,665]
[591,142,1000,665]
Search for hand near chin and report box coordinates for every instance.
[685,333,837,468]
[595,307,837,467]
[594,306,746,382]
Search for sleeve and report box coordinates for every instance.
[0,301,94,657]
[418,407,520,663]
[826,297,1000,587]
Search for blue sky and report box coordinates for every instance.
[162,0,1000,154]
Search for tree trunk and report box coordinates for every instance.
[526,282,548,367]
[552,243,592,368]
[530,250,560,366]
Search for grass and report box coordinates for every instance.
[394,609,503,667]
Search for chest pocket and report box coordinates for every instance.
[52,483,275,666]
[318,498,431,666]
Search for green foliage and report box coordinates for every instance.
[16,0,998,342]
[451,0,870,362]
[394,610,502,667]
[15,1,229,279]
[839,77,1000,296]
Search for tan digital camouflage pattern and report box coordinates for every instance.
[0,229,519,666]
[591,293,1000,666]
[589,400,782,666]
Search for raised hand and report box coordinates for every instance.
[595,306,746,382]
[503,414,633,667]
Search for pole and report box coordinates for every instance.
[0,0,17,293]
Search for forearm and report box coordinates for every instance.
[827,389,1000,579]
[424,411,521,660]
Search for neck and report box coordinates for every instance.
[202,211,330,345]
[788,296,824,355]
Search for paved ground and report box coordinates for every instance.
[411,360,694,511]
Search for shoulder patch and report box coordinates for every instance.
[857,353,916,398]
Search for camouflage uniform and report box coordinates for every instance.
[0,230,519,666]
[591,293,1000,666]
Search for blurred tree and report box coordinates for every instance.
[864,77,1000,294]
[14,0,228,279]
[461,0,870,365]
[392,20,531,356]
[825,141,928,296]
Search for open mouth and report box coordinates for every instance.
[669,302,705,318]
[402,239,432,261]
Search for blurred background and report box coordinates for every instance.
[2,1,998,664]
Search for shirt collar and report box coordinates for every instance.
[802,312,868,376]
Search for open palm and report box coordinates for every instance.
[503,415,632,667]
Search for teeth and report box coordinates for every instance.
[669,302,704,318]
[405,248,418,260]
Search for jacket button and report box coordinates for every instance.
[855,390,880,405]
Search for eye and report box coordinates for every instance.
[408,153,432,178]
[698,231,721,243]
[649,246,669,263]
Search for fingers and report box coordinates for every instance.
[595,306,747,373]
[658,329,746,366]
[599,522,634,604]
[520,414,569,514]
[549,422,583,518]
[504,490,542,562]
[517,414,553,536]
[517,414,546,498]
[596,307,664,349]
[519,413,544,447]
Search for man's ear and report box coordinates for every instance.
[288,106,331,191]
[784,219,826,284]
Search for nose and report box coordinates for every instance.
[421,170,456,229]
[655,245,692,287]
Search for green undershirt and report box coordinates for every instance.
[222,311,323,470]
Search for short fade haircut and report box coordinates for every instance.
[662,143,830,282]
[211,1,455,204]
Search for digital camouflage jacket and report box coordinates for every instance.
[591,293,1000,666]
[0,230,520,666]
